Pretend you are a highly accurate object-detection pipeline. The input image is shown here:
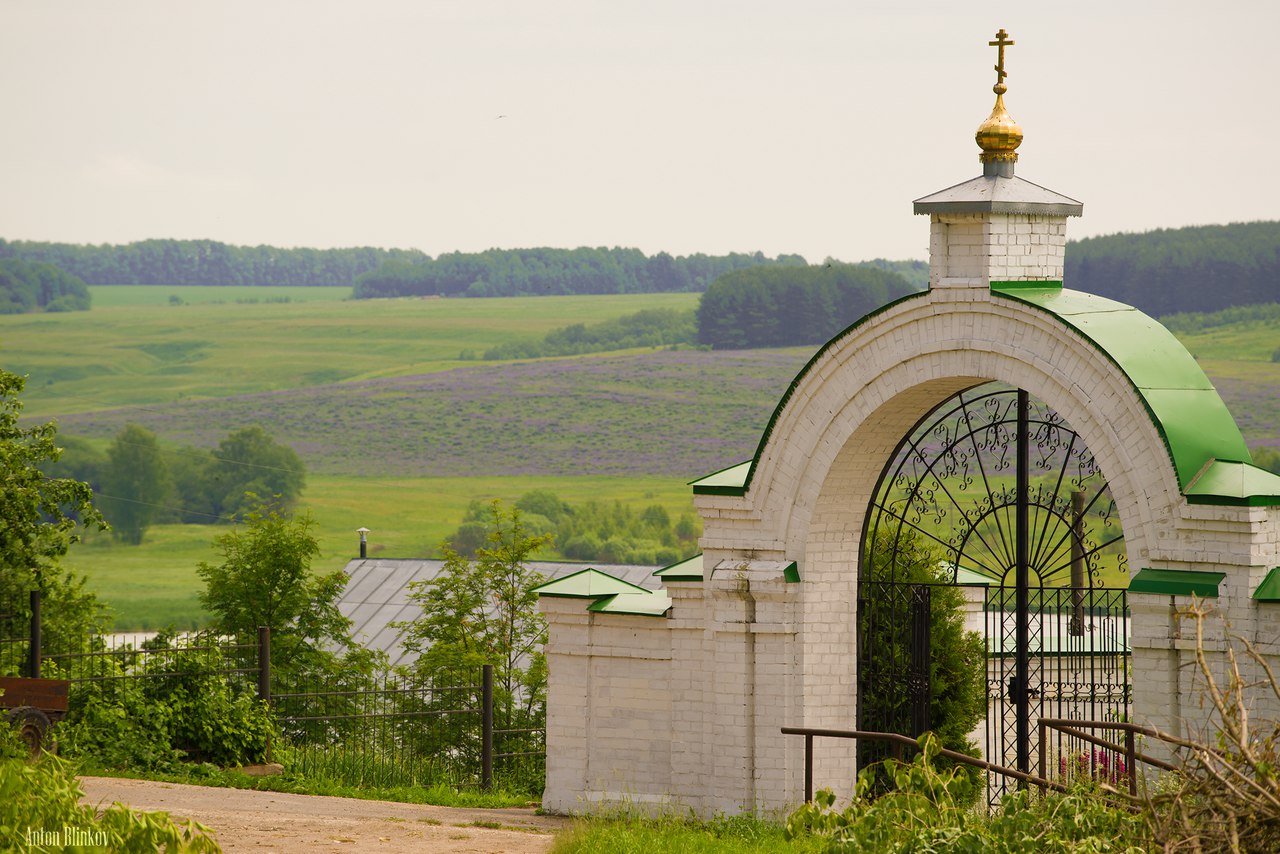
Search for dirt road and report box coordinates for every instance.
[79,777,570,854]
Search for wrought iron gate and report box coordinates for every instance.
[857,383,1131,805]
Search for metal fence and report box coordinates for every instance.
[2,588,544,791]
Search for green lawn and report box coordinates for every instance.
[66,473,699,631]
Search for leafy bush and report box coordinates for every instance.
[0,755,220,852]
[54,633,273,771]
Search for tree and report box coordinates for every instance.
[859,529,987,797]
[196,499,365,684]
[101,424,171,545]
[204,425,306,520]
[0,370,105,581]
[399,500,552,733]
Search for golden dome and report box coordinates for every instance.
[975,86,1023,162]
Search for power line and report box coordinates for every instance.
[105,436,306,477]
[94,491,229,523]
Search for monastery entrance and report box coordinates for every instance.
[537,29,1280,818]
[858,382,1131,804]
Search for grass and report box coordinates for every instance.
[2,291,702,419]
[67,473,701,631]
[549,814,824,854]
[89,284,352,308]
[72,759,538,809]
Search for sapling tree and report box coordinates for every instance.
[197,497,373,690]
[399,500,551,733]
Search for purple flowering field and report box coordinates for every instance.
[56,350,815,479]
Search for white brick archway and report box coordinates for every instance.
[538,176,1280,820]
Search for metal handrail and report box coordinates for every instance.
[780,726,1066,803]
[1037,718,1178,797]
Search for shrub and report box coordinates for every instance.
[786,733,1150,853]
[0,755,220,852]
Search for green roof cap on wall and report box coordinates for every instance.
[586,590,673,616]
[654,553,704,582]
[1251,567,1280,602]
[690,462,751,495]
[991,284,1253,496]
[1128,568,1226,597]
[1185,459,1280,507]
[531,568,650,599]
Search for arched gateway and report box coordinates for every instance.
[536,32,1280,816]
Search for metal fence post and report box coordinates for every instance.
[482,664,494,791]
[257,626,271,704]
[29,589,41,679]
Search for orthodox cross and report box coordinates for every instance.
[989,29,1014,87]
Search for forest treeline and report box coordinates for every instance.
[697,263,916,348]
[477,261,922,356]
[0,258,90,313]
[1,220,1275,317]
[0,237,425,286]
[1065,221,1280,316]
[352,247,808,298]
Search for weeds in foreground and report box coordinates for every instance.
[787,733,1149,854]
[1142,602,1280,853]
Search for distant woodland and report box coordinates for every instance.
[1065,221,1280,316]
[697,264,916,349]
[0,221,1275,318]
[0,237,425,287]
[352,247,809,297]
[0,257,91,313]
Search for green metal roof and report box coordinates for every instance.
[991,283,1253,496]
[653,553,704,582]
[1185,459,1280,507]
[531,568,650,599]
[533,568,671,619]
[690,461,751,495]
[1252,567,1280,602]
[586,590,673,616]
[1128,568,1226,598]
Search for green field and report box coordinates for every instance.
[88,284,353,308]
[3,289,702,419]
[4,289,1276,631]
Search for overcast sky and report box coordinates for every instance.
[3,1,1277,263]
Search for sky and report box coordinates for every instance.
[3,1,1278,264]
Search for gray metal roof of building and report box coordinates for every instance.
[913,174,1083,216]
[338,558,661,668]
